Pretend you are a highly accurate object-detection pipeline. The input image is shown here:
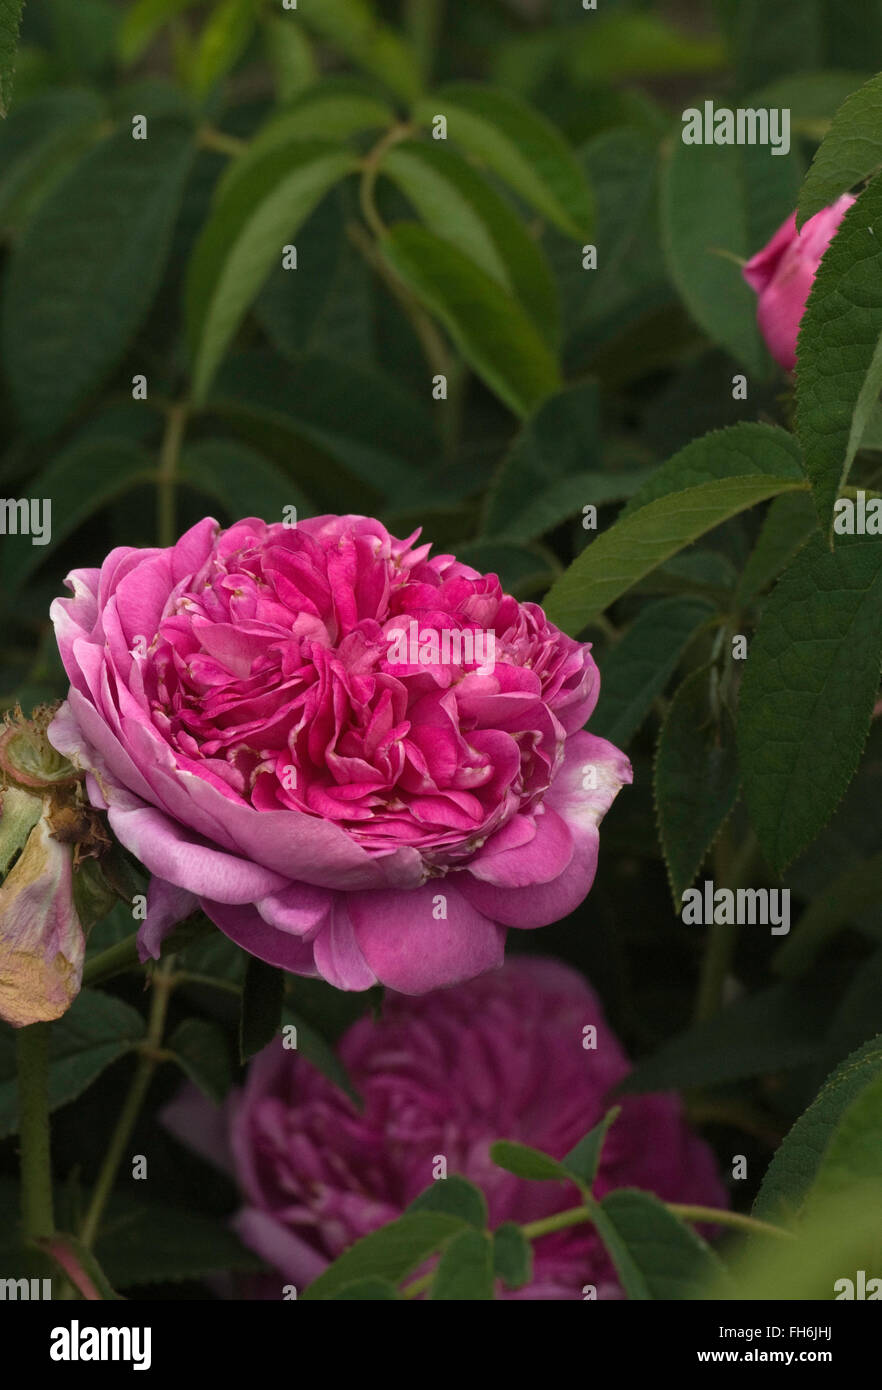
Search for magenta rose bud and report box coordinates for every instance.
[742,194,856,371]
[48,516,631,994]
[164,958,728,1299]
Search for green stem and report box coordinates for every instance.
[694,910,738,1024]
[666,1204,794,1240]
[694,828,758,1023]
[78,959,176,1250]
[157,401,189,550]
[16,1023,55,1242]
[347,221,458,453]
[403,1198,791,1298]
[197,124,248,158]
[81,932,142,989]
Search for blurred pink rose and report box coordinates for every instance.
[165,957,727,1299]
[742,194,856,371]
[49,516,631,995]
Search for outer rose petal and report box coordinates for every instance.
[459,731,632,928]
[203,899,318,976]
[139,878,199,962]
[349,882,505,994]
[468,805,574,888]
[232,1208,328,1287]
[106,804,289,903]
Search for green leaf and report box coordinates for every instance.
[95,1195,264,1285]
[566,12,725,83]
[718,1187,882,1300]
[190,0,256,100]
[0,0,25,115]
[186,139,356,401]
[754,1034,882,1221]
[736,491,819,605]
[262,14,316,103]
[210,350,438,501]
[2,120,194,436]
[120,0,198,67]
[0,990,146,1138]
[482,383,600,535]
[280,1005,360,1105]
[490,470,652,545]
[729,0,823,91]
[623,423,805,518]
[655,668,739,906]
[774,849,882,978]
[661,137,801,374]
[0,438,153,592]
[331,1278,399,1299]
[591,598,715,748]
[380,140,559,342]
[619,979,835,1095]
[0,88,105,232]
[380,222,560,418]
[179,439,310,522]
[301,1212,463,1300]
[543,475,806,637]
[415,82,593,239]
[737,533,882,874]
[489,1140,573,1185]
[805,1070,882,1212]
[492,1222,532,1291]
[431,1228,495,1301]
[592,1189,726,1300]
[797,71,882,227]
[220,80,394,200]
[795,173,882,531]
[239,956,284,1063]
[408,1177,488,1230]
[297,0,419,104]
[562,1108,621,1188]
[168,1018,234,1105]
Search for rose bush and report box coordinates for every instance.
[742,195,855,371]
[164,957,728,1299]
[48,515,631,994]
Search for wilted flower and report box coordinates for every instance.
[0,707,100,1027]
[164,957,728,1299]
[742,195,855,371]
[49,516,631,994]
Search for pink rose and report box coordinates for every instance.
[49,516,631,994]
[742,194,856,371]
[164,958,728,1299]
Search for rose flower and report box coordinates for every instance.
[49,515,631,993]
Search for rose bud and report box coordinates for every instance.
[49,516,632,995]
[742,194,855,371]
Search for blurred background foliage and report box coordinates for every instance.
[2,0,882,1298]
